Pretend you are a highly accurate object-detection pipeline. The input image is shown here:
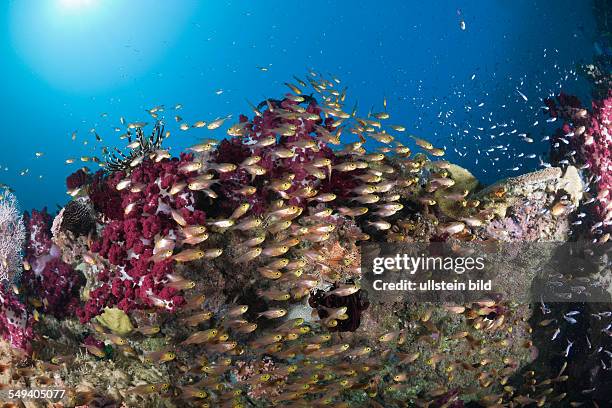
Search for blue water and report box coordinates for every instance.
[0,0,597,212]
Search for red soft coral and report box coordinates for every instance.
[211,97,357,215]
[546,90,612,240]
[66,169,93,191]
[78,154,207,321]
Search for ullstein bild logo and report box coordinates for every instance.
[360,241,611,304]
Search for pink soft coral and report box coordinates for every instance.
[22,208,83,318]
[0,285,34,353]
[546,90,612,240]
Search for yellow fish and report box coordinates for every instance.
[143,349,176,364]
[181,329,219,345]
[207,116,230,130]
[173,249,205,263]
[257,308,287,319]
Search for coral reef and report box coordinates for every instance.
[210,97,351,215]
[545,91,612,243]
[22,207,83,319]
[0,285,33,352]
[0,73,609,407]
[537,89,612,407]
[66,168,93,193]
[24,208,54,260]
[54,197,97,237]
[309,283,370,332]
[478,166,581,242]
[95,307,134,336]
[78,152,208,322]
[24,257,83,318]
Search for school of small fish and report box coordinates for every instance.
[0,63,609,407]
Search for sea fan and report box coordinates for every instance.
[0,189,25,283]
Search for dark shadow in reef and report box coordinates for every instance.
[509,242,612,406]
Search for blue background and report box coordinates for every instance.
[0,0,597,212]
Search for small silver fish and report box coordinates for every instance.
[563,316,577,324]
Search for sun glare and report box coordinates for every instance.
[10,0,197,92]
[59,0,96,9]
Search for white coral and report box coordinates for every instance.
[0,190,25,283]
